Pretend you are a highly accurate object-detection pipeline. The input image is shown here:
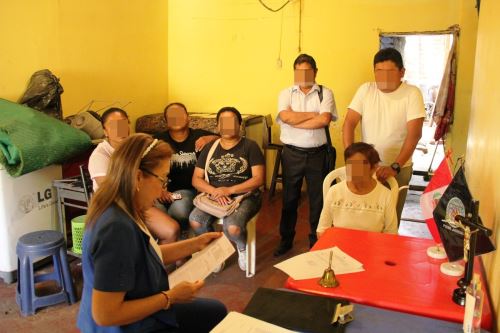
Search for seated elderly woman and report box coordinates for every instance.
[316,142,398,238]
[190,107,265,271]
[78,133,227,332]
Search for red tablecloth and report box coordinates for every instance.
[285,227,492,330]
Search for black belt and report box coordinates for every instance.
[285,144,327,154]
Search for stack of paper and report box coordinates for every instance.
[210,312,295,333]
[274,246,364,280]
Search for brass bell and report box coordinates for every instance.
[319,267,339,288]
[318,250,339,288]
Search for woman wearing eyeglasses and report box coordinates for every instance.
[88,108,179,244]
[78,133,227,332]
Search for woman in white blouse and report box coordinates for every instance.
[88,108,179,244]
[317,142,398,237]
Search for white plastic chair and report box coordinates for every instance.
[385,177,400,210]
[323,166,399,209]
[215,213,258,278]
[322,166,347,199]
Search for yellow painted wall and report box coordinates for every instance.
[0,1,478,157]
[167,0,478,183]
[0,0,169,124]
[446,0,478,163]
[0,0,497,327]
[466,0,500,330]
[0,2,60,101]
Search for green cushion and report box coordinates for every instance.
[0,98,91,177]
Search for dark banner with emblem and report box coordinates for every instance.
[432,167,495,262]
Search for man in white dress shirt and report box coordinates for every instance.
[343,48,425,223]
[274,54,338,256]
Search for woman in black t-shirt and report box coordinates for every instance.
[190,107,265,272]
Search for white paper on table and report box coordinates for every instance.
[168,234,235,288]
[274,246,364,280]
[210,311,296,333]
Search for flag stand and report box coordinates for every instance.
[426,244,447,259]
[451,200,492,306]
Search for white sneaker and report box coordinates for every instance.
[212,261,225,274]
[237,248,247,271]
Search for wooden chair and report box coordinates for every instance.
[262,115,283,198]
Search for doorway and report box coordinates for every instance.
[380,31,454,227]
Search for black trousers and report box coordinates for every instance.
[279,145,328,247]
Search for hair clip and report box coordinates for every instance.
[142,139,159,158]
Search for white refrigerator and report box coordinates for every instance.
[0,164,61,283]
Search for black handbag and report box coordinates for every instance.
[318,85,336,172]
[325,137,336,172]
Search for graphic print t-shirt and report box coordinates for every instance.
[155,128,213,191]
[196,138,265,188]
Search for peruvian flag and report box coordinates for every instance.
[420,155,453,242]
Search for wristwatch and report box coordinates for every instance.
[390,162,401,174]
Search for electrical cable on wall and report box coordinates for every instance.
[258,0,291,12]
[277,9,284,68]
[298,0,302,52]
[258,0,302,64]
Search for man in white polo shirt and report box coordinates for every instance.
[343,47,425,223]
[274,54,338,256]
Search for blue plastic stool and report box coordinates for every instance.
[16,230,76,316]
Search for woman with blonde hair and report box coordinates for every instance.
[78,133,227,332]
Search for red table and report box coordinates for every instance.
[285,227,493,330]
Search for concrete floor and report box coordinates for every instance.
[0,188,431,332]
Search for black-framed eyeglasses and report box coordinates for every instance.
[141,168,169,190]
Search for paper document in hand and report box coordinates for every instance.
[274,246,364,280]
[168,234,235,288]
[210,311,295,333]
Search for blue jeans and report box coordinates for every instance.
[189,191,262,250]
[156,189,196,231]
